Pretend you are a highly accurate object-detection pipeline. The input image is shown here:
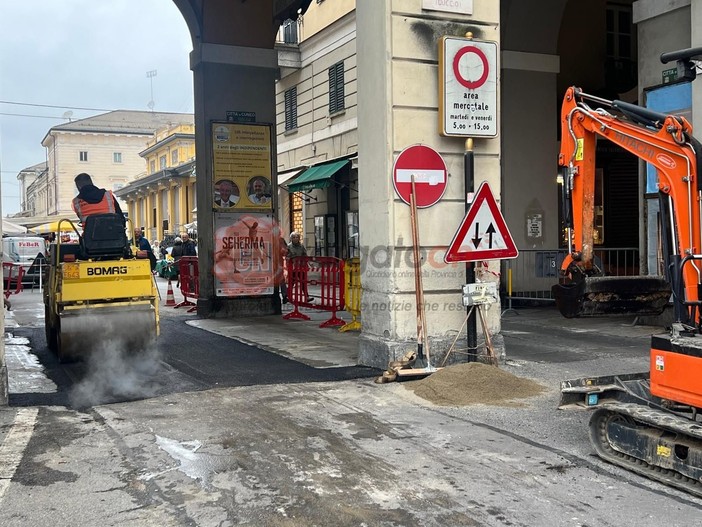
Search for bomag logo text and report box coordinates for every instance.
[87,266,129,276]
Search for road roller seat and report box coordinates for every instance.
[81,213,128,258]
[49,243,82,265]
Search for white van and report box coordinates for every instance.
[2,235,47,283]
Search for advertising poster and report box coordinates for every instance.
[211,122,274,211]
[214,212,276,297]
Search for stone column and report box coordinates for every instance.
[190,43,279,317]
[148,190,156,238]
[156,187,165,239]
[168,184,177,233]
[357,1,502,369]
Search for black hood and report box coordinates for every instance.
[77,184,106,204]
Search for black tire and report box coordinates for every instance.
[45,304,57,352]
[55,318,71,364]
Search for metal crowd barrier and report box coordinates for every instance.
[283,256,346,327]
[501,247,642,305]
[176,256,198,312]
[3,262,25,299]
[339,257,361,332]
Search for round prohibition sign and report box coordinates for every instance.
[453,45,489,89]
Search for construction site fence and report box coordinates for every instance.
[283,256,346,328]
[3,263,25,299]
[340,257,361,332]
[176,256,198,312]
[501,247,642,304]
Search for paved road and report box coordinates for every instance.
[1,290,701,526]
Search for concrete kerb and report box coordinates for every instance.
[156,276,362,368]
[1,278,363,370]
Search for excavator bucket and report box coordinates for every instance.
[552,276,671,318]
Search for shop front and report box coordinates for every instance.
[285,157,358,259]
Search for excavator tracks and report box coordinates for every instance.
[590,402,702,497]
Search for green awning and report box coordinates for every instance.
[286,160,349,192]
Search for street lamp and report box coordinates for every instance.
[146,70,157,111]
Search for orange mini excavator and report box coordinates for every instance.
[556,48,702,496]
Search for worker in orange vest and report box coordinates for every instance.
[71,172,125,225]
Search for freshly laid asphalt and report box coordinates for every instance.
[2,279,702,526]
[5,281,378,408]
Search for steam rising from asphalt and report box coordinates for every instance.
[69,337,163,409]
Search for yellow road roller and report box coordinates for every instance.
[43,215,159,362]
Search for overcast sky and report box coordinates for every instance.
[0,0,194,215]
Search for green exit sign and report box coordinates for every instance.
[663,67,678,84]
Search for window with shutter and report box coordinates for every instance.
[328,61,345,114]
[285,87,298,131]
[282,19,298,44]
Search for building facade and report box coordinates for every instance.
[115,121,197,244]
[275,0,358,257]
[12,0,699,363]
[272,0,701,367]
[15,162,47,217]
[13,111,193,227]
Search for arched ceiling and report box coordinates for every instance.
[501,0,569,54]
[172,0,313,48]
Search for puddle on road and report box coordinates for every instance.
[5,333,57,393]
[148,435,239,487]
[6,335,30,345]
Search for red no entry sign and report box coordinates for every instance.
[392,144,448,208]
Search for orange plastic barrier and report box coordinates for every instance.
[283,256,345,327]
[176,256,198,312]
[3,263,25,299]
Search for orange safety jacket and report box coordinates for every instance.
[72,190,117,223]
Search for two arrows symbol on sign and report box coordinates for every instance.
[471,222,496,249]
[444,181,518,263]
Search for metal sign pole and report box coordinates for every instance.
[410,176,431,367]
[465,139,477,362]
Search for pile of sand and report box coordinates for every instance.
[406,362,546,407]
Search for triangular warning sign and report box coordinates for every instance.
[444,182,518,263]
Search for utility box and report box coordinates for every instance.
[535,251,565,278]
[462,282,498,306]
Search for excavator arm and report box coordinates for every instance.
[557,48,702,499]
[554,86,701,320]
